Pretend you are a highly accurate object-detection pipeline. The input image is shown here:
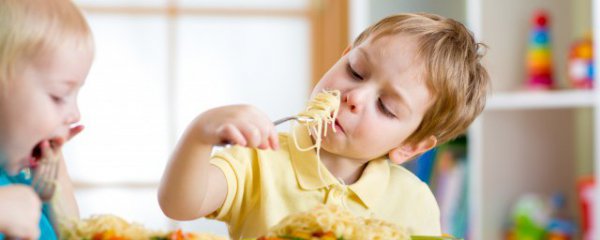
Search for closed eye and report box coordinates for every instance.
[378,98,396,118]
[50,95,65,104]
[346,63,363,81]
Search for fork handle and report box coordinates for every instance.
[273,116,297,126]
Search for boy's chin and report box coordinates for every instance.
[321,134,343,147]
[318,141,343,156]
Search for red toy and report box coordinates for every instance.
[578,177,595,240]
[568,33,594,89]
[526,10,554,90]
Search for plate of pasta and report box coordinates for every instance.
[253,204,461,240]
[58,214,226,240]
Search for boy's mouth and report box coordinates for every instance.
[28,139,57,168]
[329,111,344,133]
[28,141,44,168]
[334,119,344,133]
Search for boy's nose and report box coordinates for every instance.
[343,88,369,113]
[65,106,81,124]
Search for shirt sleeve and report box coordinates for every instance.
[206,146,254,223]
[412,181,442,235]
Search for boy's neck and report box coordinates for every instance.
[319,150,369,185]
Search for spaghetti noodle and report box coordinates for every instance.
[263,204,411,240]
[59,214,226,240]
[292,89,341,152]
[291,89,341,189]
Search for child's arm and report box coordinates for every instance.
[0,185,42,239]
[158,105,279,220]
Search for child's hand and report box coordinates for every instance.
[30,125,83,169]
[193,105,279,150]
[0,185,42,239]
[160,105,276,219]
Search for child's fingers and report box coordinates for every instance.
[238,124,262,148]
[257,125,273,150]
[216,124,247,146]
[260,124,277,150]
[39,140,62,163]
[268,130,279,150]
[39,140,52,159]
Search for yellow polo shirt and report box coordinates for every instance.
[208,127,441,239]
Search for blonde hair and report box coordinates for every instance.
[0,0,93,86]
[353,13,489,145]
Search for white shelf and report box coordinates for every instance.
[358,1,598,239]
[486,90,595,110]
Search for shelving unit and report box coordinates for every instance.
[487,90,595,110]
[593,1,600,239]
[351,0,598,239]
[468,0,597,239]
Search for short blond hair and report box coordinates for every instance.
[0,0,93,86]
[353,13,489,145]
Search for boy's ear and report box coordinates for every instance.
[342,45,352,56]
[389,136,437,164]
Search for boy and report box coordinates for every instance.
[0,0,93,238]
[159,13,488,239]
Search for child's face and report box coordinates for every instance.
[312,33,433,162]
[0,44,93,174]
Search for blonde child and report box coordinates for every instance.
[159,13,489,239]
[0,0,94,239]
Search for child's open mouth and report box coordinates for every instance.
[29,139,57,168]
[28,141,44,168]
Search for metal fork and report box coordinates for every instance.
[220,116,314,146]
[273,115,314,126]
[31,153,61,237]
[32,156,59,202]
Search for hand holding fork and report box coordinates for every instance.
[32,125,83,202]
[28,125,84,238]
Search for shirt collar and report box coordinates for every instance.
[347,157,390,209]
[287,125,390,209]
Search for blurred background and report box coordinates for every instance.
[63,0,598,239]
